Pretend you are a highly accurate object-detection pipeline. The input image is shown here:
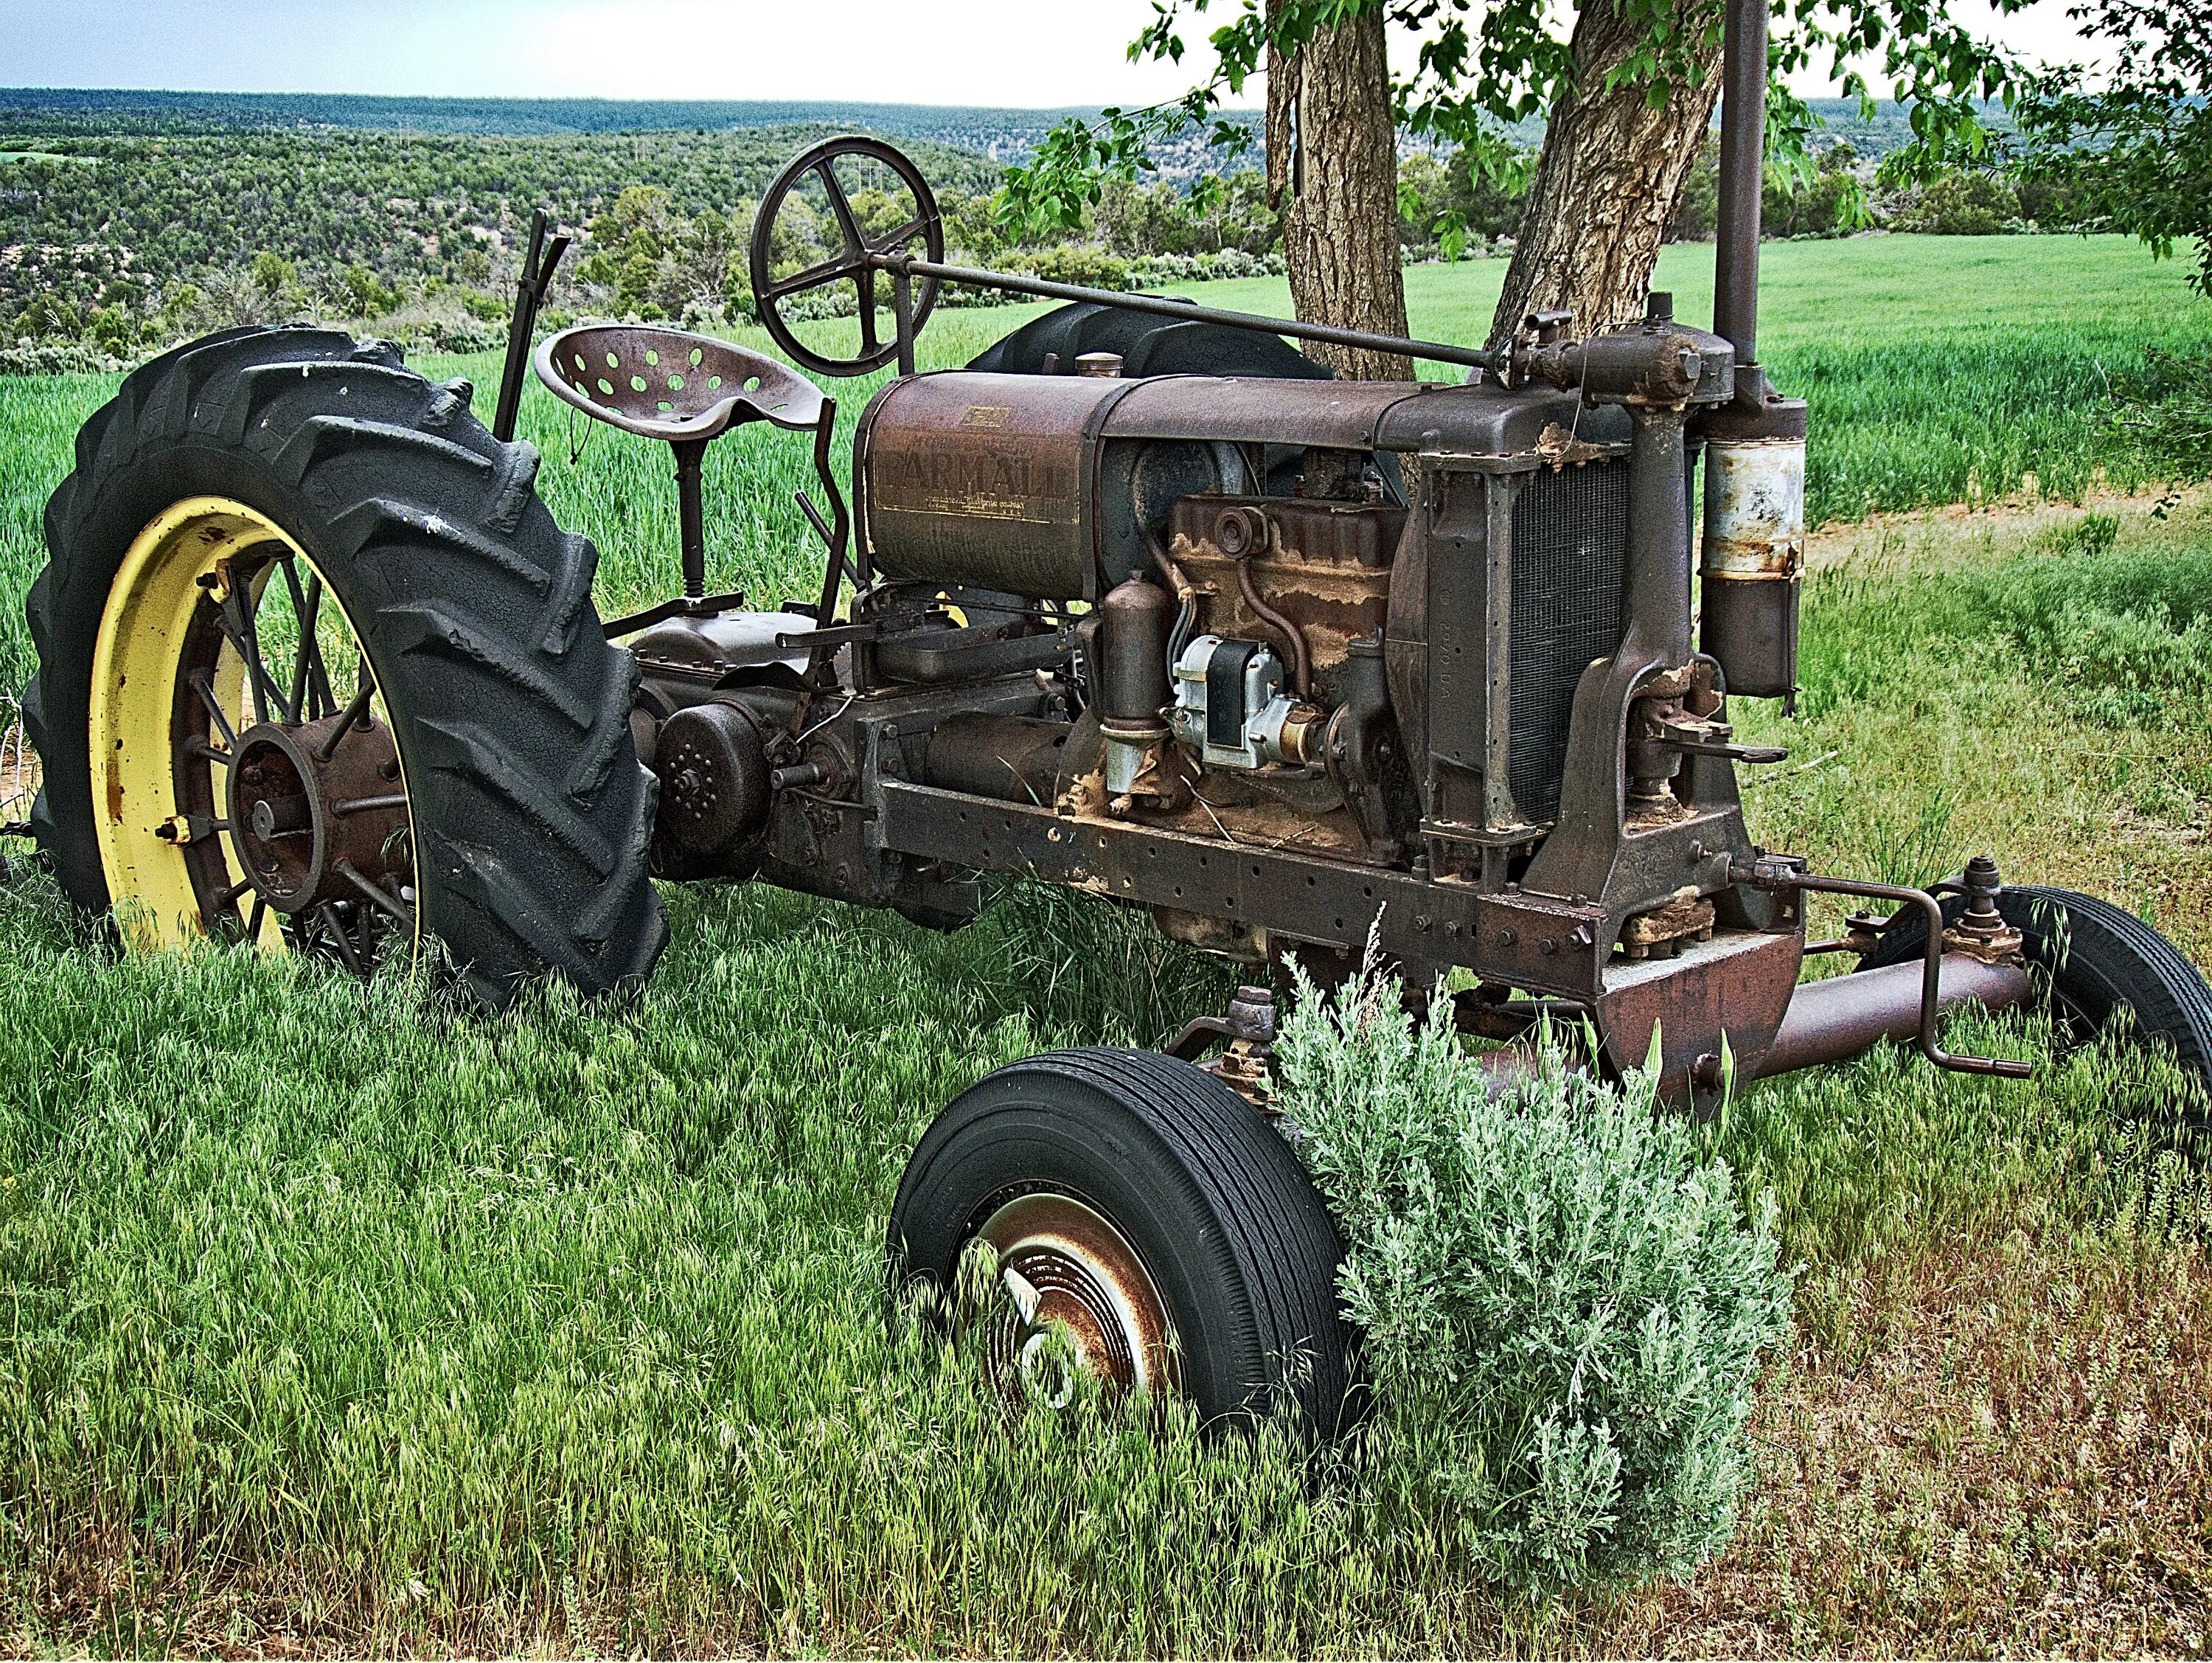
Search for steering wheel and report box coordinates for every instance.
[748,136,944,378]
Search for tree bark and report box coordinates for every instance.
[1491,0,1724,344]
[1266,2,1413,381]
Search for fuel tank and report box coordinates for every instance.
[853,368,1611,602]
[855,372,1138,600]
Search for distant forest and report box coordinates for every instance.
[0,89,2079,374]
[0,86,1983,162]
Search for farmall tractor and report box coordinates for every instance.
[21,0,2212,1432]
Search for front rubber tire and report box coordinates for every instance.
[890,1047,1356,1436]
[1863,883,2212,1094]
[27,325,665,1001]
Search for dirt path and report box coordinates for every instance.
[1806,482,2210,571]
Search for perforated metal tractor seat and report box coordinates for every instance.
[532,324,832,610]
[535,322,825,439]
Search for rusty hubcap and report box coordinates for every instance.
[227,711,408,917]
[973,1192,1178,1403]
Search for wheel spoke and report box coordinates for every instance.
[315,902,364,975]
[857,277,880,354]
[815,159,866,259]
[317,670,379,763]
[281,559,335,721]
[245,895,266,943]
[867,215,931,257]
[187,670,237,746]
[335,859,415,928]
[762,251,866,304]
[214,578,293,725]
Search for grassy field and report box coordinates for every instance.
[1,235,2211,1653]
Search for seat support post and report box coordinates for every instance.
[671,436,709,602]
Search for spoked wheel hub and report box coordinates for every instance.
[226,713,410,920]
[91,496,420,973]
[973,1190,1178,1405]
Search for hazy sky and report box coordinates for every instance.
[0,0,2098,105]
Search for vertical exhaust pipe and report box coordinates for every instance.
[1699,0,1809,706]
[1712,0,1768,392]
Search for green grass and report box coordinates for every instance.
[1,237,2211,1653]
[1203,234,2212,527]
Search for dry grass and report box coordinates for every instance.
[1582,1231,2212,1656]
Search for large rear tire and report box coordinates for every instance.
[889,1047,1356,1437]
[966,302,1335,381]
[26,325,665,1001]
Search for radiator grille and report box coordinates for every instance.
[1507,462,1630,824]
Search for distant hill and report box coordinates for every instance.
[0,88,1158,153]
[0,86,1997,176]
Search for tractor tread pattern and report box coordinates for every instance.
[25,323,664,1001]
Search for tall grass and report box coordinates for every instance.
[0,238,2209,1651]
[3,235,2206,705]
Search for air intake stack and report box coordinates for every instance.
[1700,0,1809,704]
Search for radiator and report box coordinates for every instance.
[1506,461,1630,824]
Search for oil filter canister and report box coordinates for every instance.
[1699,397,1807,701]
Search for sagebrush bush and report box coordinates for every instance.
[1276,963,1795,1599]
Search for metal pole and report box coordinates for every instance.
[1713,0,1767,395]
[881,254,1504,376]
[672,437,708,602]
[493,209,569,443]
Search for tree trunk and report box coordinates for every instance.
[1491,0,1723,344]
[1266,2,1412,381]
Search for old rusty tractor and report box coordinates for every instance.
[24,1,2211,1432]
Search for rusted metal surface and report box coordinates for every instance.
[1735,855,2034,1078]
[1943,854,2027,965]
[885,251,1505,377]
[1619,891,1717,958]
[535,323,825,438]
[1595,927,1802,1096]
[1169,496,1402,696]
[1471,890,1611,1000]
[749,136,946,379]
[1101,375,1427,450]
[924,714,1071,805]
[1714,0,1770,389]
[973,1192,1178,1401]
[654,701,770,858]
[1167,984,1279,1109]
[1516,321,1731,408]
[1699,397,1806,700]
[227,709,408,917]
[1758,954,2033,1078]
[857,372,1137,598]
[1094,576,1175,734]
[880,777,1486,980]
[494,209,570,443]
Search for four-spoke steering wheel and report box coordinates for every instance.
[748,136,944,378]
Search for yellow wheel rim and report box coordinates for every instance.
[89,495,420,968]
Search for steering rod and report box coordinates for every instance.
[874,251,1506,377]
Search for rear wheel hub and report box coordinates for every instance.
[227,712,407,916]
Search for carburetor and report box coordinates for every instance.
[1171,636,1326,770]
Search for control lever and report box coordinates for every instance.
[1665,736,1789,763]
[1658,718,1786,764]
